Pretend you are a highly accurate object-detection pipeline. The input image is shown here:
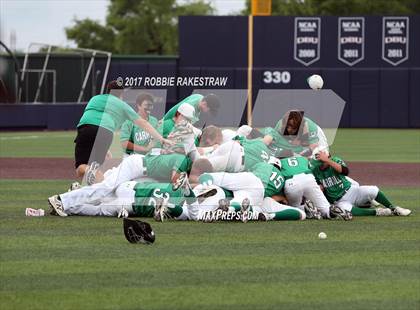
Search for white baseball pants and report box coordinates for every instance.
[284,173,331,217]
[335,185,379,212]
[61,155,145,210]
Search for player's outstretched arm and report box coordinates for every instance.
[134,117,173,146]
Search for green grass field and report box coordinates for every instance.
[1,129,419,162]
[1,129,419,309]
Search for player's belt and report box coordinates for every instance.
[333,187,351,203]
[142,157,148,176]
[291,171,312,178]
[240,147,245,170]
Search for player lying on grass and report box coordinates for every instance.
[310,151,411,217]
[48,153,197,217]
[194,134,335,220]
[48,158,212,219]
[278,153,331,219]
[185,159,307,222]
[49,104,216,217]
[48,155,305,222]
[53,180,197,220]
[120,92,159,158]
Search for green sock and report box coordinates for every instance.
[273,209,301,220]
[167,205,183,217]
[375,191,393,208]
[230,201,241,212]
[351,207,376,216]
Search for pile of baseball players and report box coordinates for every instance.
[47,81,412,222]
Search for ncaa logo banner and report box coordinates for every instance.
[338,17,364,66]
[294,17,321,66]
[382,17,409,66]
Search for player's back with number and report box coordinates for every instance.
[133,182,186,217]
[280,156,311,179]
[252,162,285,198]
[236,137,271,170]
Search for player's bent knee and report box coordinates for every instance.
[366,185,379,200]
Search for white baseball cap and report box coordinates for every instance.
[178,103,195,120]
[237,125,253,137]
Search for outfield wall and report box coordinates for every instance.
[178,15,420,128]
[0,15,419,129]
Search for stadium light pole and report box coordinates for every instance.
[248,0,271,126]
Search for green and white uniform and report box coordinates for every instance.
[310,157,351,203]
[75,94,141,167]
[310,157,380,212]
[281,156,331,217]
[264,116,329,155]
[144,153,192,182]
[131,182,195,219]
[280,156,312,180]
[252,162,285,198]
[260,127,303,156]
[61,153,191,213]
[205,136,270,173]
[274,116,319,145]
[78,94,139,133]
[161,94,203,137]
[235,137,271,171]
[198,170,265,210]
[60,180,193,218]
[120,115,159,156]
[198,162,304,220]
[199,162,284,206]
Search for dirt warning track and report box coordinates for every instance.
[0,158,419,187]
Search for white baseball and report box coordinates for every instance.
[318,232,327,239]
[307,74,324,90]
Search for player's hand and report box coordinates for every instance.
[212,144,219,150]
[145,142,155,152]
[316,151,329,162]
[161,138,175,146]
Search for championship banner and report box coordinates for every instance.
[382,16,409,66]
[338,17,364,66]
[294,17,321,66]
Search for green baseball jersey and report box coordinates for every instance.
[163,94,203,124]
[78,94,139,133]
[132,182,186,217]
[120,116,158,155]
[310,156,351,203]
[274,117,319,145]
[260,127,302,156]
[234,136,270,170]
[252,162,285,198]
[144,153,192,181]
[280,156,311,180]
[159,118,176,139]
